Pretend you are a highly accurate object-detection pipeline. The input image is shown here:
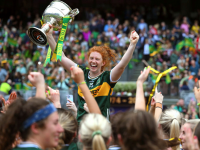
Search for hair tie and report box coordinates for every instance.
[92,130,102,137]
[172,118,177,121]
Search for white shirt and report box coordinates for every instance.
[143,44,150,55]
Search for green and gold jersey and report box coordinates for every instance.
[77,65,116,123]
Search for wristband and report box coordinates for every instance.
[77,81,86,86]
[197,103,200,106]
[155,102,162,109]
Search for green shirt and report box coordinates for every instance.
[13,147,41,150]
[61,142,78,150]
[77,66,116,123]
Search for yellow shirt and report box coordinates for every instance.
[192,25,200,34]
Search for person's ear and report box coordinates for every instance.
[117,134,123,145]
[78,134,82,142]
[106,136,112,146]
[102,61,105,67]
[30,123,40,134]
[73,132,77,138]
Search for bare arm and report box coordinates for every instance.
[153,88,164,123]
[111,31,139,81]
[79,83,101,114]
[194,80,200,115]
[46,25,76,73]
[149,97,156,116]
[71,66,101,114]
[28,72,46,99]
[135,67,150,110]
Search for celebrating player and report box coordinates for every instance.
[46,25,139,122]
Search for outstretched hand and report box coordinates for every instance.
[66,99,77,113]
[1,92,17,113]
[42,24,54,36]
[129,30,139,45]
[8,91,17,103]
[154,87,164,104]
[28,72,45,88]
[194,80,200,103]
[83,103,90,113]
[137,67,150,83]
[46,86,61,108]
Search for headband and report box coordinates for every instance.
[22,103,57,129]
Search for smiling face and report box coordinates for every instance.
[39,112,63,149]
[88,52,105,75]
[179,123,190,150]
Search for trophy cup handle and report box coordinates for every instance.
[69,8,79,18]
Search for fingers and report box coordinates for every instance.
[67,99,72,103]
[47,86,53,93]
[1,98,5,106]
[155,87,158,93]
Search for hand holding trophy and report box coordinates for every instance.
[27,0,79,66]
[28,0,79,46]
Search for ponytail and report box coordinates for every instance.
[79,114,111,150]
[170,119,181,150]
[159,109,181,150]
[92,135,107,150]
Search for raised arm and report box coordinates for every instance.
[153,88,164,123]
[194,80,200,116]
[70,66,101,114]
[46,24,76,72]
[135,67,150,110]
[28,72,46,99]
[111,31,139,81]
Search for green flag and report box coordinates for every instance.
[32,50,40,62]
[184,38,194,48]
[165,73,171,84]
[7,37,18,47]
[175,40,185,51]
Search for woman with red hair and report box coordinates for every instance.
[47,25,139,122]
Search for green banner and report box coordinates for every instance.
[51,16,71,62]
[44,46,52,67]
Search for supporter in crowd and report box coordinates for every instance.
[79,113,112,150]
[159,109,182,150]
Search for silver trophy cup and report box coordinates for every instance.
[27,0,79,46]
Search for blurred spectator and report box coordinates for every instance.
[0,64,9,83]
[174,99,185,113]
[191,20,200,35]
[137,19,148,33]
[189,59,199,75]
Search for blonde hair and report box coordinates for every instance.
[185,119,200,132]
[79,114,111,150]
[159,109,181,150]
[51,108,78,150]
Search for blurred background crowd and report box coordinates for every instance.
[1,1,200,118]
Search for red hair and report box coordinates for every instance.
[87,45,117,70]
